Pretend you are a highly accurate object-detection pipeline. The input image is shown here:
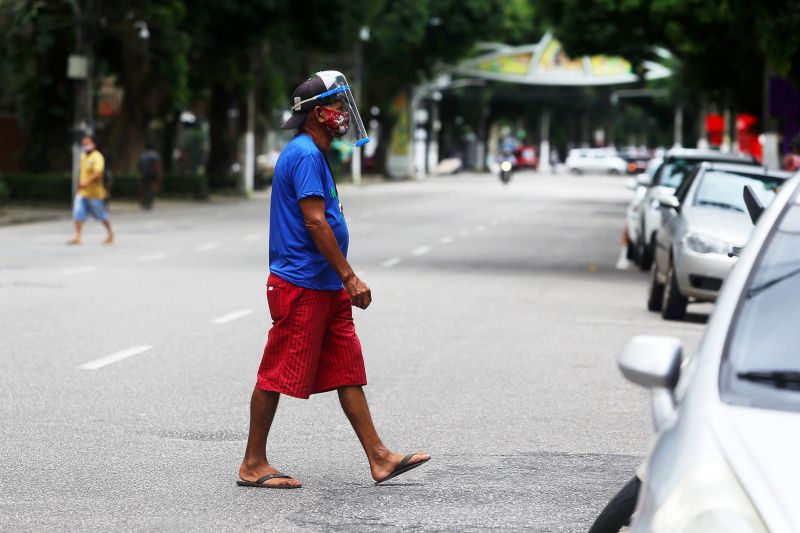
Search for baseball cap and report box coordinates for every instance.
[280,76,327,130]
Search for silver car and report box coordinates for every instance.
[620,171,800,532]
[648,162,790,320]
[626,149,757,270]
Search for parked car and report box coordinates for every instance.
[648,162,790,320]
[566,148,627,175]
[620,148,652,174]
[619,170,800,532]
[513,144,538,170]
[625,148,758,270]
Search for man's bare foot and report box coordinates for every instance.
[370,450,431,482]
[239,462,302,488]
[66,238,81,245]
[102,235,114,245]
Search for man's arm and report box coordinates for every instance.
[299,196,371,309]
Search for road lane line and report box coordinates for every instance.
[61,266,97,276]
[381,257,402,268]
[475,225,487,232]
[211,309,253,324]
[412,245,431,256]
[137,252,167,262]
[439,236,454,245]
[457,230,470,237]
[489,219,499,226]
[78,345,153,370]
[196,241,221,252]
[243,233,263,242]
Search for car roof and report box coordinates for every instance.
[700,161,793,179]
[664,148,756,163]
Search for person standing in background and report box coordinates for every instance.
[138,142,163,210]
[67,135,114,245]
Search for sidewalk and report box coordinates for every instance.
[0,174,403,227]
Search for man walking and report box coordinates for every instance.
[137,142,162,210]
[238,71,429,489]
[67,135,114,245]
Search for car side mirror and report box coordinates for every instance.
[636,174,652,187]
[654,190,680,210]
[618,336,683,430]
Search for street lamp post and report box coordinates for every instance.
[66,0,94,195]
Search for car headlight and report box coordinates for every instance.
[652,461,767,533]
[685,233,729,254]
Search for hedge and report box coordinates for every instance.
[0,172,210,203]
[0,178,8,207]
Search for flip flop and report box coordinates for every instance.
[236,472,301,489]
[374,454,430,485]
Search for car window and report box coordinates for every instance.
[692,171,783,213]
[722,201,800,410]
[674,166,701,204]
[655,159,695,188]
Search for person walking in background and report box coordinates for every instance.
[67,134,113,245]
[238,72,430,489]
[138,142,162,210]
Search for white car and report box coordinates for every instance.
[566,148,627,175]
[620,170,800,532]
[648,162,790,320]
[625,148,758,270]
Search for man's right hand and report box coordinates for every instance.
[345,275,372,309]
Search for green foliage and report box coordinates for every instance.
[0,178,9,207]
[537,0,800,112]
[1,173,209,203]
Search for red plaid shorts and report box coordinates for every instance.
[256,273,367,399]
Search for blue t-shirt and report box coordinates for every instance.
[269,134,349,290]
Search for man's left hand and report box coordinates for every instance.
[345,275,372,309]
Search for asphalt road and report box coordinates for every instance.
[0,172,707,532]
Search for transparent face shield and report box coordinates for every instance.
[294,71,370,147]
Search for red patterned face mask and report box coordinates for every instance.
[318,106,351,137]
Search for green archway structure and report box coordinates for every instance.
[393,34,673,178]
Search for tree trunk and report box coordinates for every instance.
[206,83,234,178]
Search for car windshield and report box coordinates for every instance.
[656,159,696,188]
[693,171,783,213]
[723,201,800,404]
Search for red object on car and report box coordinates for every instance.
[513,145,539,169]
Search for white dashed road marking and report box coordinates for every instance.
[61,266,97,276]
[412,246,431,256]
[243,233,263,242]
[457,230,470,237]
[381,257,402,268]
[211,309,253,324]
[439,236,454,245]
[78,345,153,370]
[137,252,167,262]
[196,242,221,252]
[475,225,487,232]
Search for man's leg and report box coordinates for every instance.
[239,388,301,487]
[101,219,114,244]
[67,220,83,244]
[338,385,430,481]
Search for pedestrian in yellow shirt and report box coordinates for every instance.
[67,135,114,245]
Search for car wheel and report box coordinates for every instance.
[626,238,636,261]
[570,168,583,175]
[637,225,652,271]
[647,261,664,311]
[587,476,641,533]
[609,168,620,175]
[661,260,688,320]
